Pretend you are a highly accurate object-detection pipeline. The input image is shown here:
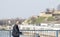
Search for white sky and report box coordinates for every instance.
[0,0,60,19]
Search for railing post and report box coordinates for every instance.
[56,30,58,37]
[9,30,11,37]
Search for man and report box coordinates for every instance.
[34,33,40,37]
[12,21,22,37]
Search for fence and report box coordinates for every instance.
[0,30,60,37]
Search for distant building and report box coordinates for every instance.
[52,10,60,20]
[39,12,52,17]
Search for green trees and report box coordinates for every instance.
[47,17,55,21]
[26,16,55,24]
[35,17,46,24]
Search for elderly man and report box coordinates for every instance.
[12,21,22,37]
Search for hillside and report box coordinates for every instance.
[22,16,55,24]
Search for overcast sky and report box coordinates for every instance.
[0,0,60,19]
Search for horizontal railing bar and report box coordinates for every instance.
[0,30,60,31]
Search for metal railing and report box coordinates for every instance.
[0,30,60,37]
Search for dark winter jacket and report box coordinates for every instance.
[12,24,22,36]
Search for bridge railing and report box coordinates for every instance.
[0,30,60,37]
